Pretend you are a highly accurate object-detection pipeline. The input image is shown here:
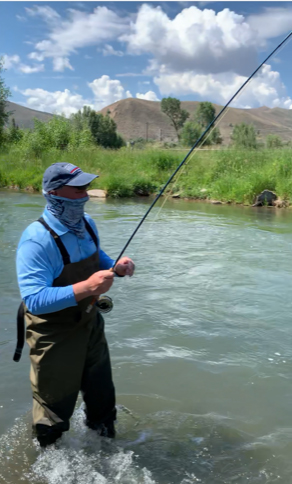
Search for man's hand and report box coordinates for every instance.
[73,270,114,302]
[87,270,115,295]
[114,257,135,277]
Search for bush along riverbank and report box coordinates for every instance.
[1,147,292,206]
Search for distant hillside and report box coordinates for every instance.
[4,98,292,145]
[5,101,54,129]
[100,98,292,145]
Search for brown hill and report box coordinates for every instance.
[5,101,54,129]
[5,98,292,145]
[100,98,292,145]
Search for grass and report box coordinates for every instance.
[0,146,292,205]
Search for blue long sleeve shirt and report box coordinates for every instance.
[16,207,114,315]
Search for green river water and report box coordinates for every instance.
[0,190,292,483]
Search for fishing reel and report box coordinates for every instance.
[96,295,113,313]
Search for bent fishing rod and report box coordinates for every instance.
[113,30,292,266]
[92,30,292,314]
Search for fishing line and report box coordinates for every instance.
[93,29,292,314]
[112,29,292,269]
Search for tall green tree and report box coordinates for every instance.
[181,121,202,147]
[161,97,189,139]
[181,101,222,147]
[0,58,11,145]
[231,123,258,149]
[71,106,125,148]
[194,101,216,128]
[7,118,23,144]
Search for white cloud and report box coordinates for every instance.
[2,54,44,74]
[28,6,129,71]
[19,64,44,74]
[248,7,292,40]
[121,4,260,76]
[16,14,26,22]
[102,44,124,57]
[53,57,74,72]
[155,64,292,109]
[25,5,60,22]
[28,52,45,62]
[2,55,20,69]
[20,87,93,116]
[20,75,134,115]
[88,75,132,110]
[136,91,160,101]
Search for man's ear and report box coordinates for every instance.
[49,190,57,195]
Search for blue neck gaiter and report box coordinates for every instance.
[43,192,89,238]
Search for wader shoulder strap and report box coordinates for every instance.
[13,217,98,362]
[38,217,71,265]
[83,217,98,248]
[13,302,25,362]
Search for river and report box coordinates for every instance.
[0,190,292,484]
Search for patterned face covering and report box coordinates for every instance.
[43,191,89,238]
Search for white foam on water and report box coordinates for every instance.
[0,404,288,484]
[25,406,157,484]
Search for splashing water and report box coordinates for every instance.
[0,401,287,484]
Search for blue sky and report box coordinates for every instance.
[1,1,292,115]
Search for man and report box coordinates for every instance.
[16,162,135,447]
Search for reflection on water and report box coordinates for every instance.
[1,191,292,483]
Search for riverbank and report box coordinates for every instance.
[1,147,292,206]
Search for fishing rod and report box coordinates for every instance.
[94,29,292,314]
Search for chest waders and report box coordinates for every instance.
[16,217,116,447]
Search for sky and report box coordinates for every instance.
[1,1,292,116]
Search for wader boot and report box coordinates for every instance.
[24,217,116,447]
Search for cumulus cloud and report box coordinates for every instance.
[122,4,260,76]
[2,54,44,73]
[136,91,160,101]
[155,64,292,109]
[248,7,292,40]
[27,6,129,71]
[14,3,292,110]
[20,87,93,116]
[20,75,135,115]
[88,75,132,110]
[2,55,20,69]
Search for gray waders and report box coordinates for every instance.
[22,217,116,446]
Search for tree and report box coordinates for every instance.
[0,58,11,146]
[161,97,189,139]
[266,134,283,149]
[71,106,125,149]
[181,121,202,147]
[7,118,23,144]
[194,101,216,128]
[191,102,222,146]
[231,123,258,149]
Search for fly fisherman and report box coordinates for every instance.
[15,162,135,447]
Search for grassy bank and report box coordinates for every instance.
[0,146,292,204]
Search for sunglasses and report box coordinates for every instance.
[75,184,91,191]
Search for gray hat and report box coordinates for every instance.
[43,162,98,192]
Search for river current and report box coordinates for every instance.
[0,190,292,483]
